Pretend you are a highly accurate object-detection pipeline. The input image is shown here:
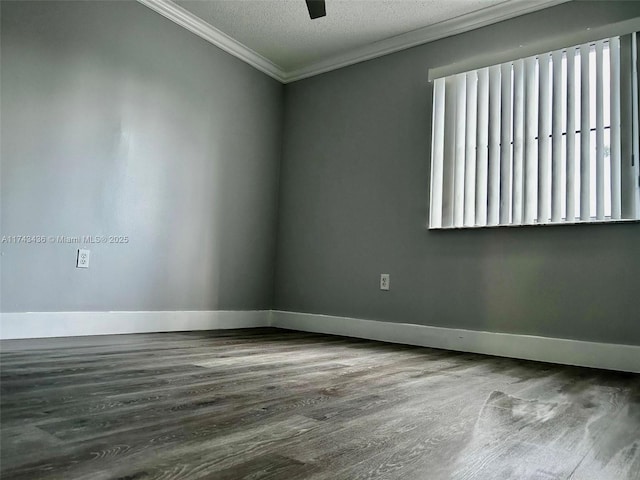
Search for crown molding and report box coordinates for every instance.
[138,0,570,84]
[282,0,571,83]
[137,0,286,82]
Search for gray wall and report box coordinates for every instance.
[1,1,283,312]
[274,1,640,346]
[3,0,639,345]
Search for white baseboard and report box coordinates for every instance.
[0,310,270,340]
[2,309,638,373]
[269,310,640,374]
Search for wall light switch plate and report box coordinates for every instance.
[77,249,90,268]
[380,273,390,291]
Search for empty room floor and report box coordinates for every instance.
[1,328,638,480]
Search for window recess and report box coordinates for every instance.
[429,33,640,229]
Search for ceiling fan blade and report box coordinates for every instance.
[305,0,326,19]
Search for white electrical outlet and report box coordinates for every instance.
[380,273,390,291]
[76,249,90,268]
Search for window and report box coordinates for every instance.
[429,34,640,229]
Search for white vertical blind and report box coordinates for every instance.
[524,55,538,224]
[499,63,513,224]
[453,74,466,228]
[429,34,639,229]
[429,78,445,228]
[551,50,563,222]
[488,65,501,226]
[566,46,577,221]
[632,33,640,217]
[512,59,525,224]
[464,72,478,226]
[476,68,490,227]
[441,76,457,227]
[609,37,622,219]
[580,42,591,221]
[538,53,552,223]
[595,40,605,220]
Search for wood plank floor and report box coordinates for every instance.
[1,327,639,480]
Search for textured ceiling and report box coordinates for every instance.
[175,0,512,71]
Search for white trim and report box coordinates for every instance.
[3,309,637,373]
[282,0,569,83]
[136,0,286,82]
[0,310,270,340]
[270,311,640,373]
[136,0,569,84]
